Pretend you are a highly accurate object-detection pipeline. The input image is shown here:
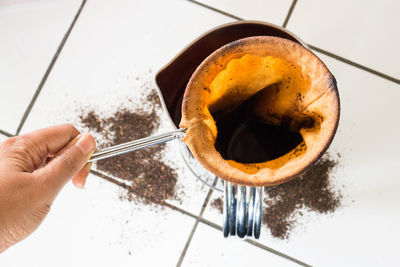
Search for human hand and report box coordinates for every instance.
[0,124,96,253]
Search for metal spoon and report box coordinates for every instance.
[88,128,185,162]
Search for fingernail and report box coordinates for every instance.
[75,180,84,189]
[73,163,92,189]
[75,133,95,155]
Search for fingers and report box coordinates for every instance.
[20,123,80,157]
[72,162,92,189]
[36,133,96,196]
[0,124,81,172]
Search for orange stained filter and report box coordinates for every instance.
[180,36,339,187]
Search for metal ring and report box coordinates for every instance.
[253,187,263,239]
[246,187,255,237]
[236,185,246,238]
[229,183,237,236]
[223,181,230,237]
[179,144,223,192]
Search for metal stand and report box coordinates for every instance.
[223,181,263,239]
[179,144,263,239]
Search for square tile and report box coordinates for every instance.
[19,71,212,215]
[20,0,233,217]
[1,173,196,266]
[193,0,294,25]
[203,53,400,266]
[287,0,400,79]
[0,0,82,133]
[181,223,300,266]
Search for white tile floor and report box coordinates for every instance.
[286,0,400,79]
[18,0,233,216]
[0,0,82,134]
[183,224,299,267]
[1,0,400,266]
[194,0,293,24]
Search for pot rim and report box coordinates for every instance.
[154,20,310,128]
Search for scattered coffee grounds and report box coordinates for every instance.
[211,197,223,214]
[209,155,341,240]
[263,154,341,239]
[80,111,102,133]
[79,90,179,205]
[146,89,162,109]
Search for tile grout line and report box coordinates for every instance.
[180,1,311,265]
[0,129,14,137]
[15,0,88,135]
[309,44,400,85]
[91,170,219,265]
[282,0,298,28]
[185,0,400,86]
[244,239,311,267]
[186,0,243,20]
[90,169,199,219]
[90,170,311,266]
[176,177,218,267]
[197,218,311,267]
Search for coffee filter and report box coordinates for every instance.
[180,36,339,187]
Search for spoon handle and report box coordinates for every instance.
[88,128,185,162]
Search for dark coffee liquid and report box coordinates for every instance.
[214,94,303,164]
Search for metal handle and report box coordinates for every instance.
[88,128,185,162]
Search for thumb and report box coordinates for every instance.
[39,133,96,195]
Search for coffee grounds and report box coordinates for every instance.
[211,197,223,214]
[80,90,179,205]
[208,154,341,240]
[146,89,162,110]
[263,154,341,239]
[79,111,102,133]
